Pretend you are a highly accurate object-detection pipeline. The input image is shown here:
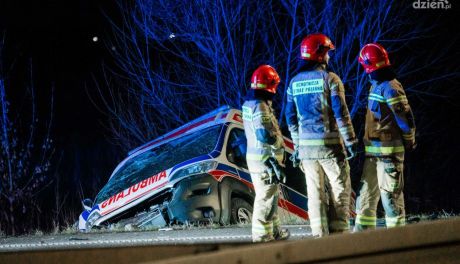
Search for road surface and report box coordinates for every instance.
[0,225,312,252]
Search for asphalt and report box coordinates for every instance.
[0,225,312,252]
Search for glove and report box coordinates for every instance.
[269,157,286,184]
[289,148,300,168]
[346,143,358,160]
[265,164,277,185]
[271,146,285,167]
[265,157,286,184]
[270,135,284,150]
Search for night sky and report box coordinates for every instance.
[0,0,123,219]
[1,0,113,144]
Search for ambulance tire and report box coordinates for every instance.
[230,197,253,225]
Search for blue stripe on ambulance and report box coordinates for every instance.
[280,185,308,210]
[216,163,239,176]
[83,205,100,221]
[81,210,90,221]
[209,150,221,158]
[235,168,307,210]
[170,154,213,174]
[237,169,252,183]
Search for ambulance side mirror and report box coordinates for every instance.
[82,198,93,211]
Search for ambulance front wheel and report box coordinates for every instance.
[230,197,253,225]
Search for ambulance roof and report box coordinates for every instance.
[127,105,243,157]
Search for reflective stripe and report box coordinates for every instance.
[242,106,252,121]
[365,146,405,154]
[355,214,377,226]
[356,219,377,226]
[246,153,270,161]
[252,222,273,235]
[301,52,311,58]
[321,82,330,132]
[309,217,327,227]
[387,96,408,106]
[253,112,270,119]
[385,216,405,227]
[299,138,341,146]
[369,93,385,99]
[251,83,267,89]
[375,60,387,68]
[356,214,377,221]
[369,93,386,103]
[369,97,386,103]
[252,225,272,232]
[402,133,415,140]
[339,125,354,134]
[301,132,340,138]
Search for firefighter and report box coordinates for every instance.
[354,43,416,231]
[243,65,290,242]
[285,33,357,237]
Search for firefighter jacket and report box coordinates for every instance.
[285,65,357,159]
[243,99,284,163]
[364,79,416,159]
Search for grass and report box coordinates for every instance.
[406,210,458,224]
[33,230,44,236]
[5,210,457,238]
[60,224,79,235]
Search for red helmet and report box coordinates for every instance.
[358,43,391,73]
[250,65,280,94]
[300,33,335,62]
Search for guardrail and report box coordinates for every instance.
[153,218,460,264]
[0,244,235,264]
[1,218,458,263]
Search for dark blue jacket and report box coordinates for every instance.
[364,79,416,159]
[285,66,356,159]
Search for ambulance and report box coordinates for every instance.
[78,106,316,231]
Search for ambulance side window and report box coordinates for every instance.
[226,128,248,170]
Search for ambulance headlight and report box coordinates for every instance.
[85,211,101,229]
[170,161,218,181]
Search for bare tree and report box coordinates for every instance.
[0,39,55,235]
[103,1,457,148]
[98,0,277,151]
[98,0,459,213]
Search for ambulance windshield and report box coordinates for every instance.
[95,125,223,204]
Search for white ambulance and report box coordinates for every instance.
[78,106,316,231]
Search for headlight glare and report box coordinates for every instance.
[170,160,218,181]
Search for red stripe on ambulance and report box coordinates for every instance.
[100,170,168,215]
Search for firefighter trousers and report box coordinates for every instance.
[301,158,351,237]
[248,159,282,242]
[354,157,405,231]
